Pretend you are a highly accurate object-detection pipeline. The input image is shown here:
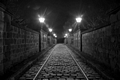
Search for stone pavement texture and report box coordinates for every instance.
[19,44,104,80]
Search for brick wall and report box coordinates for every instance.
[82,9,120,73]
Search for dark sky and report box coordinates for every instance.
[2,0,120,38]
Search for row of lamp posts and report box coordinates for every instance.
[38,15,57,51]
[64,16,82,51]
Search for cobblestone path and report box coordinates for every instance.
[19,44,104,80]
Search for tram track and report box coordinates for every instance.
[33,45,57,80]
[19,44,104,80]
[66,46,89,80]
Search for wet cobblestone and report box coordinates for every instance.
[35,45,85,80]
[19,44,104,80]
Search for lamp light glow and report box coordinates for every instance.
[68,28,72,32]
[53,33,57,38]
[64,33,68,38]
[39,17,45,23]
[38,15,45,23]
[76,17,82,23]
[49,28,52,32]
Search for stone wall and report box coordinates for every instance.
[73,30,81,50]
[3,25,39,71]
[3,23,39,73]
[25,28,39,58]
[73,32,77,48]
[0,3,39,75]
[82,9,120,73]
[41,30,48,50]
[0,3,5,75]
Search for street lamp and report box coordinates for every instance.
[53,33,57,44]
[68,28,72,32]
[48,28,52,32]
[48,28,53,45]
[68,28,72,45]
[55,35,57,38]
[38,15,45,52]
[64,33,68,38]
[38,16,45,28]
[64,33,69,44]
[53,33,57,38]
[39,17,45,23]
[65,33,68,37]
[75,16,82,51]
[76,17,82,23]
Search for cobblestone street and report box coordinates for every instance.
[19,44,104,80]
[1,1,120,80]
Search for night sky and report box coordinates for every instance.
[1,0,120,38]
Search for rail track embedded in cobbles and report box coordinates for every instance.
[19,44,104,80]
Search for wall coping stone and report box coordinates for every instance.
[107,6,120,15]
[26,28,39,34]
[82,24,110,34]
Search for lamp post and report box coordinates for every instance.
[68,28,72,45]
[39,17,45,23]
[48,28,52,32]
[75,17,82,51]
[53,33,57,44]
[76,17,82,23]
[38,16,45,51]
[64,33,69,44]
[48,28,53,45]
[68,28,72,32]
[53,33,57,38]
[64,33,68,38]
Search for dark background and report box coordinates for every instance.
[57,38,65,43]
[1,0,120,38]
